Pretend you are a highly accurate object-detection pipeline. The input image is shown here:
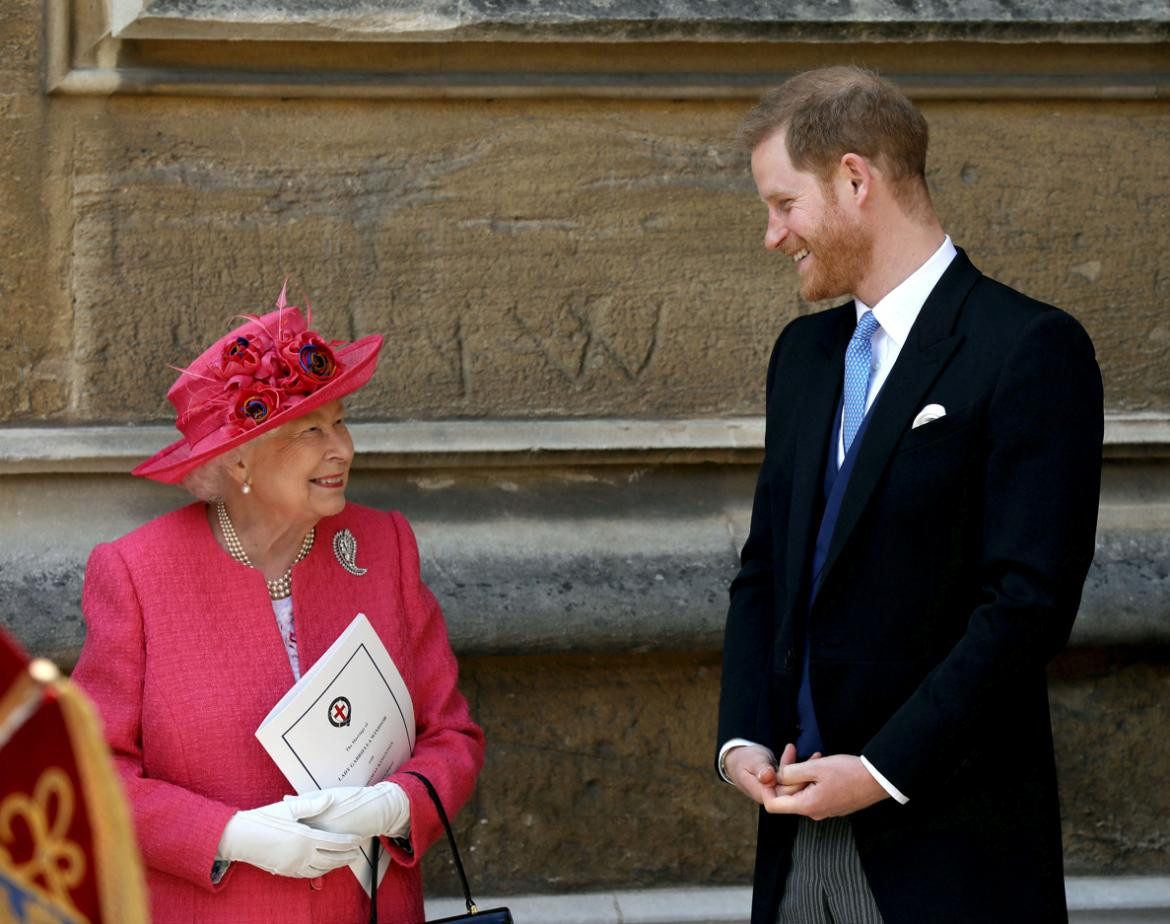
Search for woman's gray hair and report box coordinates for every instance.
[180,450,241,502]
[180,428,278,501]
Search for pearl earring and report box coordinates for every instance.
[241,479,252,495]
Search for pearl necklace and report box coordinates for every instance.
[215,502,314,600]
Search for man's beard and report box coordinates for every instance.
[798,199,874,303]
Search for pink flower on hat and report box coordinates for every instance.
[255,350,288,382]
[212,315,342,413]
[219,334,265,379]
[279,332,339,388]
[232,384,283,429]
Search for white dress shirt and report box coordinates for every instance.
[721,236,959,805]
[838,235,958,467]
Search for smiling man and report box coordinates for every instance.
[716,67,1104,923]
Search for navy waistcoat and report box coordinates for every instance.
[795,394,876,757]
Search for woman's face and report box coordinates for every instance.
[239,399,354,528]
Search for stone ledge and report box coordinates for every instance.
[2,419,1165,663]
[108,1,1170,43]
[48,1,1170,99]
[0,417,765,473]
[421,878,1170,923]
[1,413,1165,474]
[48,70,1170,103]
[0,459,1166,663]
[4,521,1165,663]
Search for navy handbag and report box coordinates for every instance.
[369,771,513,924]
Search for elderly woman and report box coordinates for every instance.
[72,287,484,923]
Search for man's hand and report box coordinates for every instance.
[763,754,889,820]
[726,743,817,806]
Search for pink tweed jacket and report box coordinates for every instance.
[73,502,485,924]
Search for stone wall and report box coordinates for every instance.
[436,648,1170,896]
[2,0,1168,899]
[8,96,1170,422]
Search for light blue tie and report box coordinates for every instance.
[842,310,881,455]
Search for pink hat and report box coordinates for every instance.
[133,285,382,484]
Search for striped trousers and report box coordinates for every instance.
[776,817,885,923]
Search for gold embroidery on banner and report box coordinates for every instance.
[0,768,89,924]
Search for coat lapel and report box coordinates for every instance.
[819,251,981,587]
[783,304,854,619]
[293,511,363,673]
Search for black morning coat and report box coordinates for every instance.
[717,250,1103,924]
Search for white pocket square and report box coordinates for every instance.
[911,403,946,429]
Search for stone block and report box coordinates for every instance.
[418,647,1170,893]
[423,651,755,895]
[39,99,1169,425]
[111,0,1170,43]
[924,103,1170,414]
[0,0,68,419]
[1050,648,1170,875]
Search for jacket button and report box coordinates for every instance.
[784,648,797,669]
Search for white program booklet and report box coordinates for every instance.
[255,612,415,896]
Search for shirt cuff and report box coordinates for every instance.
[859,754,909,805]
[718,739,776,785]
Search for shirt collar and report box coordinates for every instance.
[855,235,958,348]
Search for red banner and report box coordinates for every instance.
[0,629,148,924]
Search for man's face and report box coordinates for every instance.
[751,130,873,302]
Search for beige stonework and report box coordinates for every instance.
[1,0,63,419]
[5,3,1169,423]
[9,96,1169,423]
[424,651,1170,895]
[431,653,757,895]
[1050,649,1170,874]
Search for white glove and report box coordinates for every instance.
[216,791,366,878]
[288,781,410,840]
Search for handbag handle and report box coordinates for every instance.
[404,770,478,915]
